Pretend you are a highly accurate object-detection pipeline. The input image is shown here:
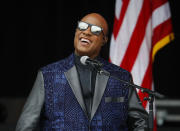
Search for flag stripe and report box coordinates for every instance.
[110,1,174,130]
[131,20,152,86]
[138,59,153,107]
[152,18,174,61]
[120,0,151,72]
[152,2,171,29]
[110,0,144,66]
[153,19,173,46]
[113,0,130,39]
[152,0,168,11]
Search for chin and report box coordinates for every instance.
[75,49,90,57]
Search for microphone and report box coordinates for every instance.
[80,56,103,68]
[80,56,164,99]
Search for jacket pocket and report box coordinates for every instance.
[105,96,125,103]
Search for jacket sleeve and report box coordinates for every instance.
[16,71,45,131]
[127,78,149,131]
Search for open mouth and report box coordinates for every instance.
[79,38,91,45]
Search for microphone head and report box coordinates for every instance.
[80,56,89,65]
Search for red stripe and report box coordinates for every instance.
[138,59,153,108]
[152,19,173,46]
[138,50,153,107]
[152,0,168,11]
[120,0,152,72]
[153,118,157,131]
[113,0,130,39]
[109,58,112,63]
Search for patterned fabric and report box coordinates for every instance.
[40,53,131,131]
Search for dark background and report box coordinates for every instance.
[2,0,179,98]
[1,0,180,130]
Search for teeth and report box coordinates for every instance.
[81,38,90,44]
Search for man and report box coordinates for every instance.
[16,13,148,131]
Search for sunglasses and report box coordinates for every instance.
[77,21,104,36]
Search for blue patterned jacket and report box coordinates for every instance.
[40,53,132,131]
[16,53,148,131]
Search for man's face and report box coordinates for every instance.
[74,14,107,59]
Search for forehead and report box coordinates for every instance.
[81,15,104,28]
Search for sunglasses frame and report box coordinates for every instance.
[77,21,105,36]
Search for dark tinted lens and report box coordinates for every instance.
[78,22,88,31]
[77,21,103,35]
[91,25,102,35]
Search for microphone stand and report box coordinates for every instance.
[92,64,164,131]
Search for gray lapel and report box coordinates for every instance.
[64,65,87,114]
[91,71,109,120]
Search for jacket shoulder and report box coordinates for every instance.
[40,54,74,73]
[101,58,132,82]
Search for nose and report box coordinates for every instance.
[82,27,92,36]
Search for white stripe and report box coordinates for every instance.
[115,0,122,19]
[152,2,171,29]
[109,0,143,66]
[109,34,116,63]
[132,3,171,86]
[131,19,152,86]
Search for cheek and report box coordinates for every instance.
[93,38,103,49]
[74,32,79,46]
[90,41,103,54]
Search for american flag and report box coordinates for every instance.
[109,0,174,130]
